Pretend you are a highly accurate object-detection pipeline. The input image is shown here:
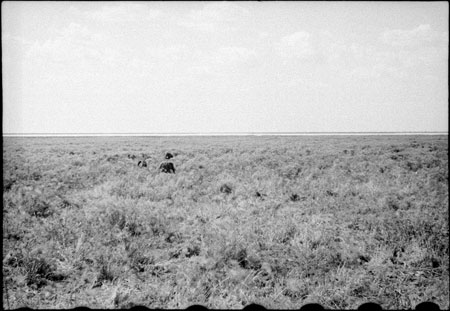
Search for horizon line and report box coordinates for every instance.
[2,131,448,137]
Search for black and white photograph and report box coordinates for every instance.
[2,1,448,309]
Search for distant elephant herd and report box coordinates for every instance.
[128,152,176,174]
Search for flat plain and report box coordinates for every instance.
[2,135,449,309]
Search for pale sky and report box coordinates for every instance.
[2,1,449,134]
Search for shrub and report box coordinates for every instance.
[289,194,300,202]
[219,183,232,194]
[3,178,16,191]
[30,172,42,181]
[25,257,55,288]
[93,255,116,287]
[148,216,167,236]
[126,221,142,237]
[26,198,53,218]
[406,161,422,172]
[128,248,153,273]
[109,210,126,230]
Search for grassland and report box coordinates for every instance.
[2,135,448,309]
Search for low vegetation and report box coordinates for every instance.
[3,135,448,309]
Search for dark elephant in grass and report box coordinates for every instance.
[138,160,147,167]
[165,153,174,160]
[138,158,152,168]
[159,162,175,173]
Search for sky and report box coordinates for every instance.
[2,1,449,134]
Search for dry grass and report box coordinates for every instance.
[2,135,448,309]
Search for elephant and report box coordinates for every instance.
[159,162,175,173]
[138,160,147,167]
